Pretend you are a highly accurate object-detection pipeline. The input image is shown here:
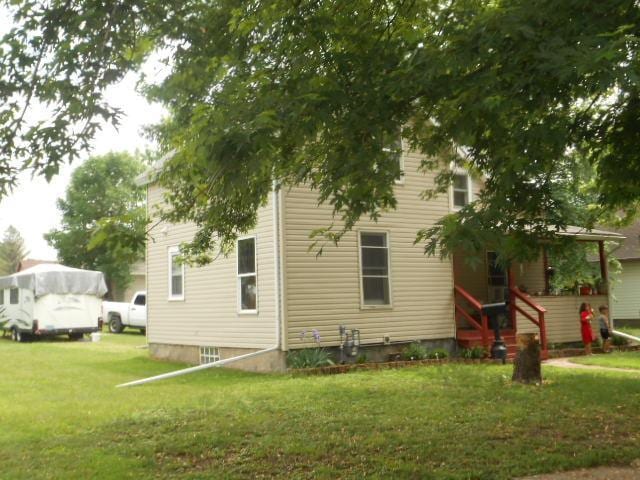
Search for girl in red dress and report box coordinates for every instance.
[579,302,595,355]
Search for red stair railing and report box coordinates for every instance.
[510,287,548,359]
[454,285,490,351]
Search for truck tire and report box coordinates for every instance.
[109,315,124,333]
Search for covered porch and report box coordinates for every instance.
[452,227,625,359]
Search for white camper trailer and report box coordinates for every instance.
[0,264,107,342]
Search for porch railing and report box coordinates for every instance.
[510,287,548,359]
[454,285,490,350]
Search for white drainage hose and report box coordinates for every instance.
[117,346,278,388]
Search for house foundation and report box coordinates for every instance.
[149,343,287,373]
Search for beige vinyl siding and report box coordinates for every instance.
[120,274,146,303]
[146,185,276,349]
[283,152,456,348]
[515,295,607,343]
[513,257,546,295]
[612,260,640,321]
[453,252,487,302]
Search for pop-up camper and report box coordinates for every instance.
[0,264,107,342]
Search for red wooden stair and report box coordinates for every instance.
[454,284,548,360]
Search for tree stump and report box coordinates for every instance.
[512,333,542,384]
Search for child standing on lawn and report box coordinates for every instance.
[598,305,612,353]
[579,302,595,355]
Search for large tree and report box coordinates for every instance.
[0,226,29,275]
[45,152,145,298]
[2,1,639,263]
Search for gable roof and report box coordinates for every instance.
[608,221,640,260]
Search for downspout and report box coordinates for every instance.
[117,183,284,388]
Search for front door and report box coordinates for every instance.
[486,251,509,302]
[486,251,513,329]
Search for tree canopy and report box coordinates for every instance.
[45,152,145,297]
[0,226,29,275]
[2,1,639,262]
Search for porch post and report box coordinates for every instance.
[508,265,516,331]
[598,240,608,292]
[542,247,550,295]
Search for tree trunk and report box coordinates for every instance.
[512,333,542,384]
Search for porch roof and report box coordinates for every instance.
[555,226,626,242]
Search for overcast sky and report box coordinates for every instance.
[0,73,165,260]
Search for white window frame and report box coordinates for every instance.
[167,246,185,301]
[358,230,393,309]
[237,235,258,314]
[450,168,473,211]
[383,135,405,185]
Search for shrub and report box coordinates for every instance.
[287,348,334,369]
[401,342,428,361]
[287,328,334,369]
[460,346,486,359]
[612,334,629,346]
[426,348,449,359]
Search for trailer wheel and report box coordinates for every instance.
[108,315,124,334]
[11,328,27,343]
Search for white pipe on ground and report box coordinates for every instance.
[116,346,278,388]
[611,330,640,344]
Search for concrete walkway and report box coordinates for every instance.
[543,357,640,374]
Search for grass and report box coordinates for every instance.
[572,351,640,370]
[1,334,640,479]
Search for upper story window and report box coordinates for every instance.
[9,288,18,304]
[237,237,257,313]
[451,171,472,210]
[359,232,391,306]
[383,134,404,184]
[168,247,184,301]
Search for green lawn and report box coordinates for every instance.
[1,334,640,479]
[572,351,640,370]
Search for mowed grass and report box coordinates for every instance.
[572,351,640,370]
[1,334,640,479]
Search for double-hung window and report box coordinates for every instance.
[237,237,257,313]
[451,171,472,210]
[383,134,404,184]
[360,232,391,306]
[168,246,184,300]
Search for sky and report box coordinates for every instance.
[0,73,165,260]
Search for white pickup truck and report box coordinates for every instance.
[101,291,147,334]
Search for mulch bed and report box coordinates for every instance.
[290,345,640,376]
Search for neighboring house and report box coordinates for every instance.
[17,258,58,272]
[115,261,146,302]
[139,149,623,372]
[609,222,640,327]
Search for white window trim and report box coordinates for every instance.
[449,168,473,211]
[237,235,258,315]
[358,230,393,309]
[167,246,185,301]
